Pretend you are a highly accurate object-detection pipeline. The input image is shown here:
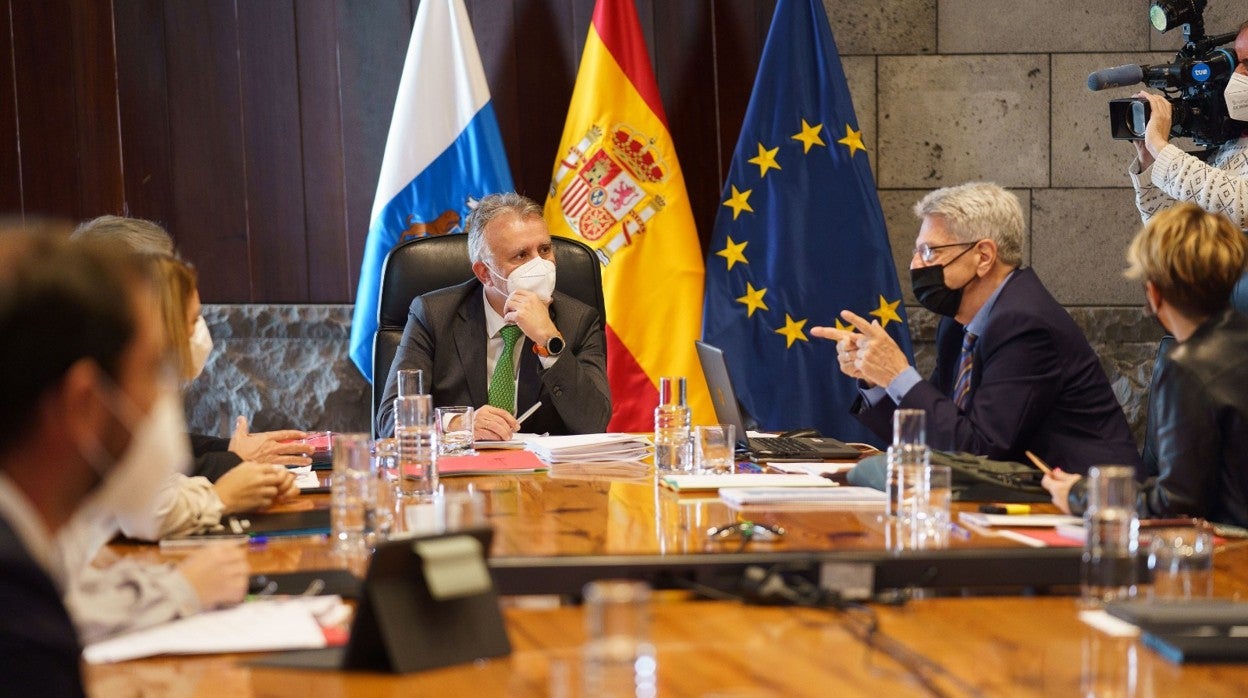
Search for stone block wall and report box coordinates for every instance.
[184,1,1243,447]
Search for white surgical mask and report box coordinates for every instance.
[188,316,213,379]
[489,256,557,302]
[1226,72,1248,122]
[75,381,191,524]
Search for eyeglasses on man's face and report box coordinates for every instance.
[912,241,976,265]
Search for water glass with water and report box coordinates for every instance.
[1147,527,1214,600]
[582,580,657,698]
[694,424,735,473]
[1082,465,1140,606]
[436,405,475,455]
[654,376,691,473]
[886,409,929,517]
[396,395,438,496]
[331,433,372,553]
[396,368,425,398]
[370,438,399,545]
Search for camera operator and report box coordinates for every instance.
[1130,21,1248,230]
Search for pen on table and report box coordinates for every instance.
[979,504,1032,515]
[949,521,973,540]
[1024,450,1052,475]
[247,533,331,547]
[516,401,542,425]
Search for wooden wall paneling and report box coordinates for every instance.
[236,0,308,302]
[465,0,518,195]
[112,0,175,228]
[294,0,350,303]
[710,1,774,196]
[69,0,123,218]
[508,0,586,201]
[335,0,413,296]
[9,0,79,217]
[163,0,250,301]
[651,0,719,251]
[0,1,21,213]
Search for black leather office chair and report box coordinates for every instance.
[370,234,605,434]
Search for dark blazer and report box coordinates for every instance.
[1072,308,1248,524]
[0,514,85,698]
[854,268,1142,475]
[187,433,241,482]
[375,279,611,437]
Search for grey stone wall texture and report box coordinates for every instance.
[183,0,1245,448]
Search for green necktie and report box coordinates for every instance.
[488,324,523,413]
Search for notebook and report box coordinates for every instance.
[695,340,861,461]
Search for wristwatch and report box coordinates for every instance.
[533,333,565,358]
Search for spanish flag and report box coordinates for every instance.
[544,0,712,431]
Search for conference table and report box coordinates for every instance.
[84,468,1248,696]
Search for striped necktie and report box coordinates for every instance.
[488,325,523,412]
[953,331,977,411]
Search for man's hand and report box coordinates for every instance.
[1041,469,1083,515]
[176,544,249,610]
[812,310,911,388]
[1136,90,1172,159]
[473,405,520,441]
[503,289,559,346]
[811,323,871,384]
[228,416,312,466]
[213,462,292,514]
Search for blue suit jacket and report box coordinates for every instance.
[0,514,85,698]
[855,268,1143,476]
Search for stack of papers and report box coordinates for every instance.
[524,433,650,463]
[660,474,835,492]
[83,596,339,663]
[957,512,1082,528]
[719,486,886,508]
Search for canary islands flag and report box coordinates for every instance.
[349,0,513,382]
[544,0,712,431]
[702,0,912,446]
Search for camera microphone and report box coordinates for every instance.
[1087,64,1145,91]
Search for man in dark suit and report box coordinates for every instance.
[0,224,168,696]
[375,193,611,440]
[814,182,1142,475]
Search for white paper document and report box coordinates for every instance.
[957,512,1082,528]
[719,486,886,508]
[660,474,835,492]
[524,433,651,463]
[83,596,336,664]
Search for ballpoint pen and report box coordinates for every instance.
[516,401,542,425]
[1024,450,1053,475]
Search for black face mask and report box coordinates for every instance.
[910,245,977,317]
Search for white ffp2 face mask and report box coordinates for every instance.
[490,256,557,302]
[1226,72,1248,122]
[75,382,191,524]
[188,315,213,380]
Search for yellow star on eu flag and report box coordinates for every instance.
[791,119,825,154]
[834,317,851,332]
[736,283,768,317]
[723,185,754,220]
[748,143,781,178]
[837,124,866,157]
[717,236,749,270]
[775,314,809,348]
[869,295,902,328]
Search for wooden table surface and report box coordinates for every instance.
[82,471,1248,696]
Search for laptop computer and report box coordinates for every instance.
[694,340,861,461]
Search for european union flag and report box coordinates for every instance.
[702,0,912,446]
